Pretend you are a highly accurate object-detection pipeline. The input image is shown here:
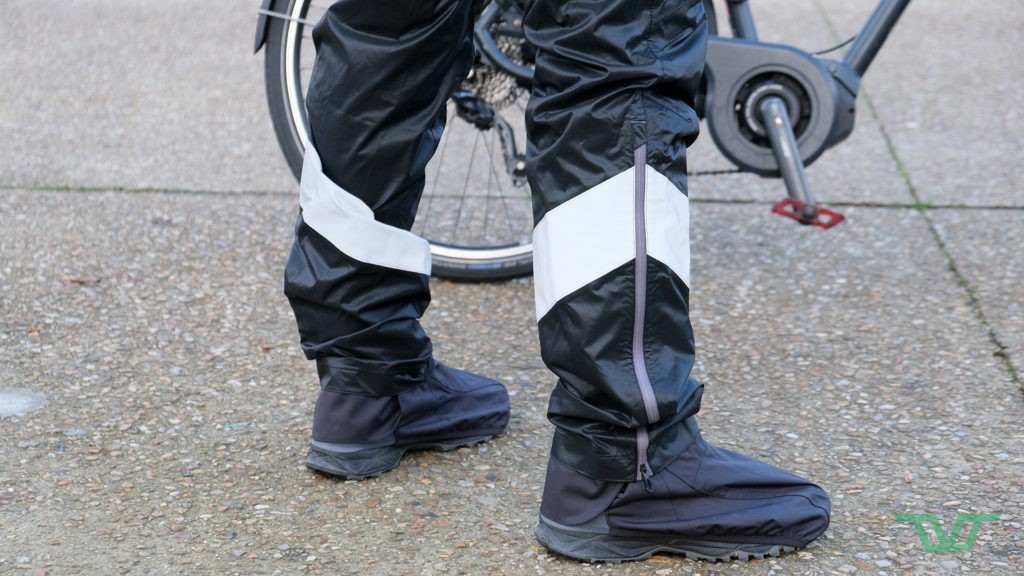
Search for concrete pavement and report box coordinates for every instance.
[1,1,1021,574]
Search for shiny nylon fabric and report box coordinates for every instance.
[538,438,831,547]
[284,0,709,481]
[525,0,708,481]
[284,0,478,395]
[605,436,831,546]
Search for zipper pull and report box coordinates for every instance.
[640,463,654,493]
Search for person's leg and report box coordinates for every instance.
[285,0,509,480]
[524,0,829,561]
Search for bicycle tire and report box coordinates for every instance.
[262,0,310,181]
[262,0,716,282]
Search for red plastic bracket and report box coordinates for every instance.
[771,198,845,229]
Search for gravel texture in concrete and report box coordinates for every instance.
[1,0,1021,574]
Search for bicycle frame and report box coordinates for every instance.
[475,0,910,94]
[472,0,912,227]
[474,0,532,84]
[843,0,912,76]
[703,0,911,226]
[255,0,915,280]
[723,0,910,74]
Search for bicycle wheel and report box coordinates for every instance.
[262,0,716,281]
[262,0,317,181]
[262,0,534,281]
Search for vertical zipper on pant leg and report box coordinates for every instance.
[632,143,659,492]
[637,428,654,492]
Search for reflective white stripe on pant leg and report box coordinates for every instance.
[532,165,690,320]
[642,165,691,290]
[298,144,432,276]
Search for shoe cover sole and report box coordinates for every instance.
[305,435,495,481]
[535,516,797,563]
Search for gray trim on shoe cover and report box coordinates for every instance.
[311,438,397,453]
[306,435,495,480]
[535,514,796,563]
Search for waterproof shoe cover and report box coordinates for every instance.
[535,434,830,562]
[306,362,510,480]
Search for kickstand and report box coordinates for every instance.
[759,96,844,229]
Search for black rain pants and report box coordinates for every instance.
[283,0,709,482]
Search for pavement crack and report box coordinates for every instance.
[861,86,1022,398]
[0,183,295,198]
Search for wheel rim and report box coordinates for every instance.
[282,1,318,154]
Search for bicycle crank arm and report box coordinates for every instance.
[703,36,858,175]
[759,96,844,228]
[703,37,856,228]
